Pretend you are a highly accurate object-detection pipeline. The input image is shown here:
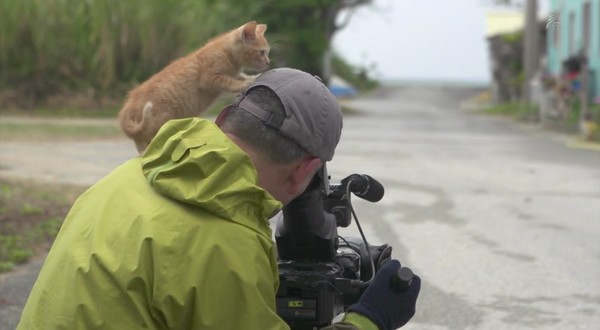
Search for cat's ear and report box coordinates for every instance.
[256,24,267,36]
[242,21,257,42]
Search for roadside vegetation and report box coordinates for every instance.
[483,102,600,141]
[0,121,121,141]
[483,102,538,120]
[0,0,378,111]
[0,178,87,272]
[469,90,600,142]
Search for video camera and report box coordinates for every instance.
[275,165,413,329]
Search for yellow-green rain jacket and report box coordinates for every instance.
[18,118,375,330]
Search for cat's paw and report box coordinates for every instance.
[240,72,259,80]
[240,77,256,89]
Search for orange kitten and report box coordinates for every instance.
[118,21,270,153]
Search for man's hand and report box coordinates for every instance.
[347,260,421,330]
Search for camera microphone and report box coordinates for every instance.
[341,174,384,202]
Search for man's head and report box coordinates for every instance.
[216,68,343,205]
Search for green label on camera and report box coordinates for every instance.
[288,301,303,308]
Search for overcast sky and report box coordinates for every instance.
[333,0,549,84]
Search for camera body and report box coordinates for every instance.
[274,166,389,329]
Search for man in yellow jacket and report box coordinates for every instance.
[18,68,420,329]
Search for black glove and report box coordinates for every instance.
[347,260,421,330]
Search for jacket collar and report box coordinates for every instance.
[141,118,282,234]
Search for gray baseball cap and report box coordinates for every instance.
[232,68,343,161]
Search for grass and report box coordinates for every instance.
[0,92,237,141]
[0,0,235,96]
[0,106,121,118]
[0,122,122,141]
[483,102,538,120]
[1,90,359,141]
[0,177,87,272]
[481,100,600,142]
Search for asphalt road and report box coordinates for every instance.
[1,85,599,329]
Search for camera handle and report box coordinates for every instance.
[390,267,414,293]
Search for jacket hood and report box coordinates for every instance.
[141,118,282,232]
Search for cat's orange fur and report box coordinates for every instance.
[118,21,270,153]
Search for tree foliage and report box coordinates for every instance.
[208,0,373,80]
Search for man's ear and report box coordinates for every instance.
[287,157,322,196]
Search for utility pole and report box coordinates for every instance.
[322,48,332,85]
[522,0,539,105]
[579,2,591,138]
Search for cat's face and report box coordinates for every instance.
[239,22,270,72]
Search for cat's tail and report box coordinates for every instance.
[141,101,153,126]
[119,101,153,137]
